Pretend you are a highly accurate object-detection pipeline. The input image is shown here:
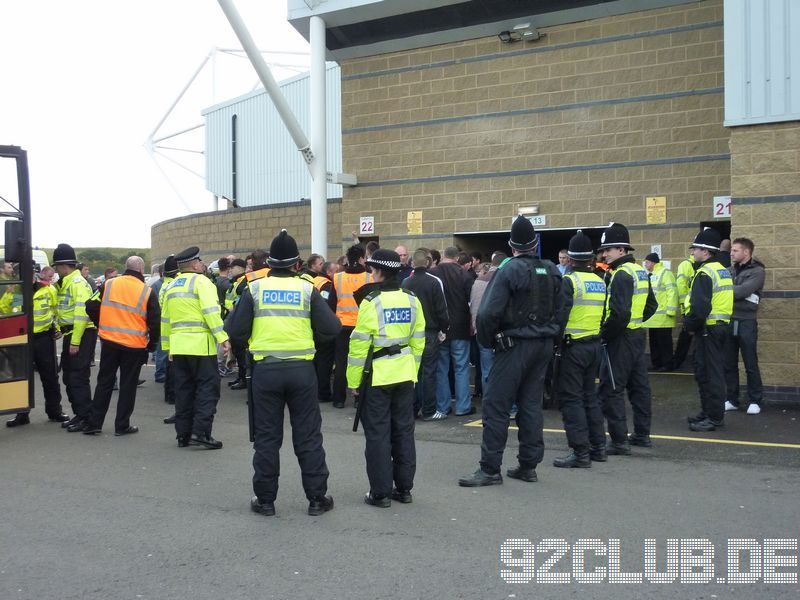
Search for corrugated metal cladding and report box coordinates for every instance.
[203,64,342,207]
[724,0,800,126]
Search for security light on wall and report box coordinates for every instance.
[499,22,542,43]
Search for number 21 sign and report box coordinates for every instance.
[713,196,732,219]
[359,216,375,235]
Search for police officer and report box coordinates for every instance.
[552,231,607,468]
[226,230,340,517]
[160,256,179,425]
[332,245,371,408]
[307,260,337,403]
[52,243,99,432]
[458,216,561,487]
[643,253,678,371]
[670,254,697,370]
[82,256,160,435]
[161,247,230,448]
[346,249,426,507]
[596,223,657,454]
[685,228,733,432]
[224,258,249,391]
[6,269,69,427]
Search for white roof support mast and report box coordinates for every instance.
[216,0,331,255]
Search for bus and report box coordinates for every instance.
[0,146,35,416]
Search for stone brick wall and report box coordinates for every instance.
[150,200,342,264]
[730,122,800,396]
[339,0,728,265]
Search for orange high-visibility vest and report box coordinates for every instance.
[246,267,270,282]
[334,271,371,327]
[98,275,151,348]
[311,275,328,292]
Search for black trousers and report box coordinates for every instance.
[313,336,335,402]
[480,338,549,474]
[597,329,652,444]
[29,332,62,417]
[648,328,674,369]
[724,319,763,406]
[172,355,220,439]
[332,326,354,404]
[672,328,693,369]
[232,342,247,382]
[414,330,440,417]
[164,358,175,404]
[362,380,416,497]
[251,361,329,502]
[557,341,605,452]
[89,343,146,431]
[470,336,482,395]
[61,328,98,419]
[694,325,729,423]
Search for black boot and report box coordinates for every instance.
[190,433,223,449]
[308,495,334,515]
[553,451,591,469]
[458,469,503,487]
[363,493,390,508]
[251,496,275,516]
[628,433,652,447]
[606,441,632,456]
[6,413,30,428]
[590,444,607,462]
[506,465,538,482]
[391,488,413,504]
[229,379,247,390]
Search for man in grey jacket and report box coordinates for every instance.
[724,237,765,415]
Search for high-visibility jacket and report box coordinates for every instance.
[346,288,426,388]
[246,267,270,282]
[33,284,58,334]
[158,276,174,307]
[98,275,151,349]
[676,256,695,314]
[685,261,733,325]
[248,275,315,362]
[643,263,678,329]
[56,268,95,345]
[161,271,228,356]
[224,274,246,311]
[605,262,649,330]
[564,271,606,339]
[0,288,16,315]
[334,270,372,327]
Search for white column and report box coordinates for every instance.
[310,15,327,256]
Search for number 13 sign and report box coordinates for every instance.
[359,216,375,235]
[713,196,732,219]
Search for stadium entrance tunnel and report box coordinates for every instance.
[455,227,607,263]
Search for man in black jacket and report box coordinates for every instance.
[595,223,658,454]
[430,247,474,418]
[724,237,765,415]
[402,249,449,419]
[458,216,561,487]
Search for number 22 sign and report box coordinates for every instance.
[359,216,375,235]
[713,196,732,219]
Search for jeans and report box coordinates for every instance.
[724,319,763,406]
[154,342,168,381]
[436,339,471,415]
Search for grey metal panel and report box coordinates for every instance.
[204,64,342,207]
[724,0,800,126]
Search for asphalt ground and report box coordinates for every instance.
[1,363,799,600]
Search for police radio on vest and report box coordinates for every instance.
[263,290,301,305]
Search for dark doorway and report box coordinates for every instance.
[699,220,731,241]
[455,227,607,263]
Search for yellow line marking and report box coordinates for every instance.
[463,421,800,449]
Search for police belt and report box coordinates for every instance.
[61,326,73,335]
[372,344,408,359]
[564,334,600,345]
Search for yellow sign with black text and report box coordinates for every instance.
[646,196,667,225]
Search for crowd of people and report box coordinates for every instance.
[4,219,766,515]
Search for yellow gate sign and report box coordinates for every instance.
[646,196,667,225]
[407,211,423,235]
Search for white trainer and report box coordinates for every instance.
[724,401,738,412]
[746,403,761,415]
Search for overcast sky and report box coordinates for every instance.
[0,0,310,249]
